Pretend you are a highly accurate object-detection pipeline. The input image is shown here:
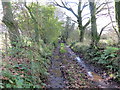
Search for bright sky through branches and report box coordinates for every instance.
[0,0,117,33]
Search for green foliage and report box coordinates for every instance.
[2,2,62,89]
[104,46,119,54]
[2,37,53,88]
[72,43,89,53]
[67,30,80,45]
[88,47,119,81]
[2,66,34,88]
[60,43,67,53]
[3,3,61,88]
[73,45,120,81]
[17,3,62,44]
[4,3,62,88]
[8,41,25,57]
[22,41,52,86]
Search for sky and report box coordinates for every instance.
[52,0,116,33]
[0,0,117,33]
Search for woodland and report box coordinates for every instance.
[0,0,120,88]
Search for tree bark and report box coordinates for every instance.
[78,1,84,42]
[88,0,98,48]
[115,1,120,44]
[2,1,20,47]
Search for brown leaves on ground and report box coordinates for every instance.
[1,56,32,81]
[52,49,97,88]
[61,60,96,88]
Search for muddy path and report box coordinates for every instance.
[47,47,66,88]
[46,46,120,88]
[46,46,96,88]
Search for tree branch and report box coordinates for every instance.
[24,1,37,24]
[83,19,90,30]
[98,22,112,38]
[64,13,77,23]
[105,0,120,38]
[54,0,78,18]
[96,1,112,14]
[81,2,88,12]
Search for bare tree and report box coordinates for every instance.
[53,0,112,43]
[53,0,90,42]
[88,0,113,47]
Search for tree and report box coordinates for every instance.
[61,17,73,43]
[115,0,120,44]
[17,2,62,44]
[88,0,114,47]
[1,1,20,47]
[105,0,120,44]
[53,0,111,43]
[24,2,40,43]
[88,0,98,47]
[53,0,90,42]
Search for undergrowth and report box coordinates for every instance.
[72,44,120,82]
[1,39,53,88]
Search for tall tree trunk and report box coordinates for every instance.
[65,17,71,43]
[115,1,120,44]
[89,0,98,48]
[79,24,85,42]
[78,17,84,42]
[78,1,84,42]
[61,17,72,43]
[2,1,20,47]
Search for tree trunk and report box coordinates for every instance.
[2,1,20,47]
[65,17,71,43]
[115,1,120,44]
[61,17,72,43]
[89,0,98,48]
[78,1,84,42]
[79,25,84,42]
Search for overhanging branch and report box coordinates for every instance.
[54,0,78,18]
[98,22,112,38]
